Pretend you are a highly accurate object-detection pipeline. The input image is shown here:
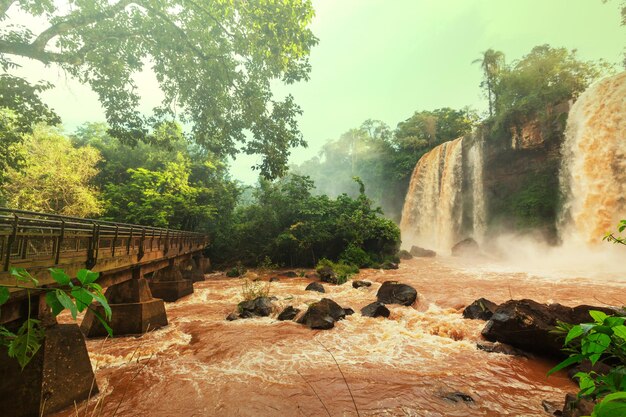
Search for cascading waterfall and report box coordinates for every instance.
[467,139,486,244]
[559,72,626,245]
[399,137,464,252]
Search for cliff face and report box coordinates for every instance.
[480,102,571,243]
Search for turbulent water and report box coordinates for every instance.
[399,138,465,253]
[51,261,625,417]
[559,71,626,244]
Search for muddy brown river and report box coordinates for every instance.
[53,256,625,417]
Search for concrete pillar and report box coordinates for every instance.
[197,255,212,274]
[0,298,96,416]
[148,261,194,302]
[182,256,205,282]
[81,268,168,338]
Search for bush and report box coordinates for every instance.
[240,278,270,302]
[226,262,247,278]
[339,244,373,268]
[316,258,359,285]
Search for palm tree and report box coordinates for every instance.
[473,49,505,117]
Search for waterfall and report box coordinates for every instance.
[467,139,486,244]
[400,137,464,253]
[559,72,626,245]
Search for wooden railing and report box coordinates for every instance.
[0,208,209,272]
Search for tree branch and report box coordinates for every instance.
[30,0,135,52]
[0,0,16,17]
[0,39,71,64]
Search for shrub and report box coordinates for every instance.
[226,262,247,278]
[240,278,271,302]
[548,310,626,416]
[316,258,359,285]
[339,244,373,268]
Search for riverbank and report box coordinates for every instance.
[53,257,625,417]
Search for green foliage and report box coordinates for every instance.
[0,267,112,369]
[0,0,318,179]
[604,220,626,245]
[316,259,359,285]
[1,124,103,216]
[213,175,400,268]
[493,45,612,131]
[549,310,626,417]
[339,244,373,268]
[473,49,506,117]
[226,263,248,278]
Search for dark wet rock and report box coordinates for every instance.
[542,400,562,416]
[451,238,480,257]
[463,298,499,320]
[442,391,474,403]
[305,272,320,280]
[398,249,413,260]
[344,308,355,316]
[279,271,298,278]
[410,245,437,257]
[277,306,300,321]
[482,299,618,357]
[226,313,239,321]
[269,277,280,282]
[237,296,273,318]
[561,393,594,417]
[376,281,418,306]
[298,298,346,330]
[567,360,613,380]
[317,266,337,284]
[476,342,530,358]
[360,302,390,318]
[305,282,325,293]
[380,261,399,270]
[352,280,372,289]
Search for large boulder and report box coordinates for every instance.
[561,393,595,417]
[463,298,499,320]
[397,250,413,260]
[279,271,298,278]
[482,299,618,357]
[409,246,436,257]
[298,298,346,330]
[305,282,325,293]
[451,238,479,257]
[360,302,390,318]
[237,297,273,318]
[376,281,418,306]
[317,266,337,284]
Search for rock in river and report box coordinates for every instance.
[376,281,418,306]
[463,298,499,320]
[305,282,325,293]
[298,298,346,330]
[360,302,390,318]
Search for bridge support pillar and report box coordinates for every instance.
[148,261,194,302]
[0,298,96,416]
[197,255,212,274]
[81,268,168,337]
[182,256,205,282]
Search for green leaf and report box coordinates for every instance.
[605,317,625,328]
[565,325,584,345]
[90,309,113,337]
[71,288,93,313]
[593,392,626,417]
[547,354,585,376]
[612,325,626,341]
[0,287,9,306]
[10,268,38,286]
[575,372,596,396]
[8,319,44,369]
[45,291,64,316]
[90,291,112,321]
[49,268,70,286]
[590,310,609,324]
[55,290,77,320]
[582,333,611,365]
[76,269,99,285]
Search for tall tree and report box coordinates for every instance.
[473,49,506,117]
[0,0,318,179]
[1,124,102,216]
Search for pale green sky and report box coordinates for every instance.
[15,0,625,183]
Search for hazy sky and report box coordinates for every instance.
[12,0,625,183]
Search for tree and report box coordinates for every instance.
[0,0,318,179]
[473,49,506,117]
[1,124,102,217]
[494,45,611,128]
